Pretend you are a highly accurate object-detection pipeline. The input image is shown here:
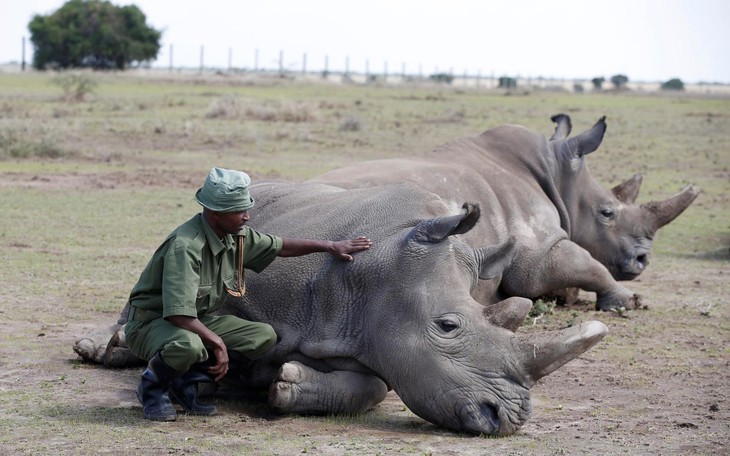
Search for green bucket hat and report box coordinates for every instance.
[195,167,255,212]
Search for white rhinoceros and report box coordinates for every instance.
[311,115,700,310]
[75,181,607,436]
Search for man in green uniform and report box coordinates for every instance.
[124,167,372,421]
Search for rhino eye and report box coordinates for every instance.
[599,208,614,219]
[437,318,460,333]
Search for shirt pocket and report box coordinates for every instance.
[223,272,238,292]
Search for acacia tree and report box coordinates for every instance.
[610,74,629,89]
[29,0,161,70]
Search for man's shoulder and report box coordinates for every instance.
[168,214,207,251]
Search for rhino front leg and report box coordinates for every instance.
[269,361,388,415]
[554,241,641,311]
[513,240,641,311]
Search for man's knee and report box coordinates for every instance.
[257,323,277,352]
[160,332,207,371]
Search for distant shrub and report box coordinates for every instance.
[429,73,454,84]
[339,116,362,132]
[0,127,67,159]
[591,77,605,90]
[205,95,238,119]
[52,72,97,101]
[498,77,517,89]
[661,78,685,91]
[610,74,629,89]
[206,96,316,122]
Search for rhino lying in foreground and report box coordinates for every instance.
[312,114,700,310]
[75,181,607,436]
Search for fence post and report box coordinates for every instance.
[228,47,232,72]
[302,53,307,75]
[199,45,204,74]
[169,44,173,72]
[322,55,329,79]
[279,50,284,76]
[254,48,259,72]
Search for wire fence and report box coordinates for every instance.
[8,40,730,95]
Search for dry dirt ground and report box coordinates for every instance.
[1,168,728,456]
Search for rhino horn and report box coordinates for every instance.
[555,116,607,159]
[550,113,572,140]
[485,297,533,332]
[518,321,608,387]
[642,184,701,231]
[612,173,643,204]
[475,235,517,280]
[413,202,480,242]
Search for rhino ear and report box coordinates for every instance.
[475,235,517,280]
[413,203,480,242]
[550,113,572,140]
[485,297,533,332]
[555,116,607,160]
[612,173,643,204]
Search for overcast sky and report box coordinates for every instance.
[1,0,729,83]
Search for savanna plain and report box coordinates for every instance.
[0,71,728,455]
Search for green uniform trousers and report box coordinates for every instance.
[125,308,277,372]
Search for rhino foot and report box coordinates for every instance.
[269,362,306,413]
[73,324,122,364]
[268,361,389,415]
[596,291,642,311]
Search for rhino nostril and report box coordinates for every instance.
[636,254,648,269]
[480,403,500,431]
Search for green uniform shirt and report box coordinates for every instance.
[128,213,282,318]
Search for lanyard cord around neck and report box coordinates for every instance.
[227,235,246,297]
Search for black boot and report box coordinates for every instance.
[170,365,218,416]
[136,352,179,421]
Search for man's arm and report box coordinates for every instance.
[166,315,229,381]
[278,236,372,261]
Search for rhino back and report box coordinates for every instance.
[313,125,567,251]
[222,181,453,376]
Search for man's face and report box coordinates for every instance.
[214,210,250,235]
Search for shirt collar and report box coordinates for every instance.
[198,213,234,255]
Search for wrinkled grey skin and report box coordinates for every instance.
[312,115,700,310]
[227,181,606,435]
[76,181,607,436]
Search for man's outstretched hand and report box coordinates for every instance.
[329,236,373,261]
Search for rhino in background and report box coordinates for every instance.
[312,115,700,310]
[75,181,608,436]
